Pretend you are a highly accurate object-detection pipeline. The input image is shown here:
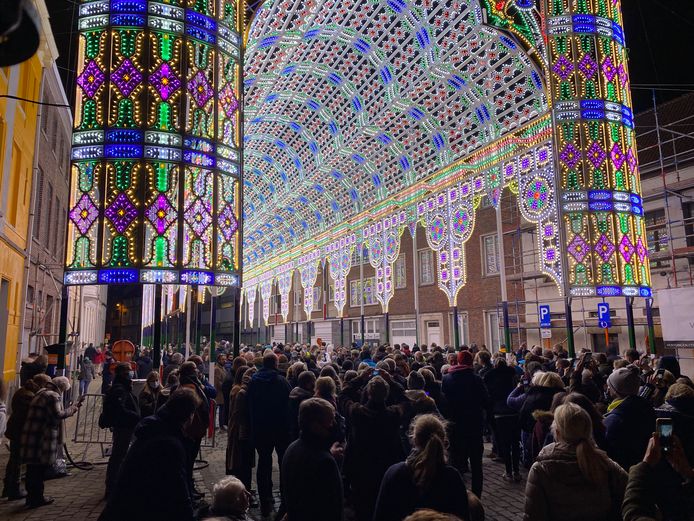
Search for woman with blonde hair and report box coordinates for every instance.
[524,402,627,521]
[373,414,469,521]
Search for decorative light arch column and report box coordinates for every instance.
[276,261,294,322]
[326,235,357,317]
[298,250,321,318]
[259,277,273,325]
[245,283,257,327]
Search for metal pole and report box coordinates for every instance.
[565,298,575,358]
[340,317,344,347]
[645,297,656,354]
[153,284,162,369]
[412,230,420,346]
[233,287,241,357]
[452,305,460,349]
[185,286,192,358]
[360,244,365,347]
[195,288,202,355]
[209,292,216,384]
[57,285,69,375]
[496,201,511,351]
[626,296,636,351]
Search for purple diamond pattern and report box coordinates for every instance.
[626,148,637,172]
[146,194,176,234]
[594,234,615,263]
[219,84,239,119]
[70,194,98,234]
[111,59,142,97]
[586,141,606,169]
[578,54,597,80]
[105,193,137,234]
[617,63,628,85]
[149,62,181,101]
[185,199,212,237]
[77,60,105,98]
[636,237,648,264]
[602,56,617,82]
[560,143,581,169]
[189,71,213,107]
[611,143,626,170]
[219,205,238,241]
[552,55,574,81]
[619,235,635,263]
[567,234,589,263]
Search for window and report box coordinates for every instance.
[645,209,669,267]
[418,249,434,285]
[391,319,416,344]
[394,254,406,289]
[351,245,370,266]
[485,310,501,351]
[458,311,470,346]
[271,294,281,314]
[33,169,43,239]
[294,288,302,306]
[482,234,500,276]
[45,183,53,249]
[329,285,335,302]
[351,317,380,341]
[683,203,694,265]
[480,195,493,208]
[350,277,377,307]
[312,287,321,306]
[27,285,34,305]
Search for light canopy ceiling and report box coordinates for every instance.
[242,0,547,267]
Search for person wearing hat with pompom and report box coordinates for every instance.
[441,350,489,498]
[604,365,655,471]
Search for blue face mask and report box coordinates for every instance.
[128,371,135,379]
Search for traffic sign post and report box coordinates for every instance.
[539,305,551,328]
[598,302,611,329]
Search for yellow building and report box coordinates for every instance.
[0,0,58,382]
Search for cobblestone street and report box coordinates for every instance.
[1,421,527,521]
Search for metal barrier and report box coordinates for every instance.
[72,393,112,452]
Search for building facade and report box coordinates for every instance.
[0,0,59,382]
[243,93,694,361]
[22,62,72,357]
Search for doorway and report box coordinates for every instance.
[426,320,441,346]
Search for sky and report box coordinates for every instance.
[48,0,694,114]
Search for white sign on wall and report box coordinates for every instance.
[658,287,694,349]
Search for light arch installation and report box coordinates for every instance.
[65,0,243,288]
[241,0,651,325]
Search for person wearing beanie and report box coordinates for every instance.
[441,350,489,498]
[604,365,655,471]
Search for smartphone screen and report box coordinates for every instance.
[657,419,673,453]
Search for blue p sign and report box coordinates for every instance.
[598,303,611,329]
[539,305,551,328]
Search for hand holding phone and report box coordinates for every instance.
[657,418,673,454]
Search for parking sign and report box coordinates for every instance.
[598,303,611,329]
[539,305,551,328]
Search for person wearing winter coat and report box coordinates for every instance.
[373,414,470,521]
[287,371,316,442]
[441,350,489,498]
[399,371,439,453]
[2,378,39,499]
[214,354,229,429]
[98,388,200,521]
[524,403,628,521]
[484,358,522,480]
[102,363,140,499]
[138,371,161,418]
[20,377,80,508]
[136,350,153,379]
[247,352,292,516]
[226,367,256,492]
[604,365,656,471]
[78,356,97,396]
[281,398,344,521]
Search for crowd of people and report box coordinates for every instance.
[1,340,693,521]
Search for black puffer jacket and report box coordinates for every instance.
[103,376,140,429]
[519,386,564,432]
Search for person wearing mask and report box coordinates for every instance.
[342,373,404,521]
[524,402,627,521]
[99,388,200,521]
[226,366,257,494]
[281,397,344,521]
[287,370,316,442]
[373,414,470,521]
[604,365,656,470]
[441,350,489,498]
[102,362,140,499]
[20,377,80,508]
[2,377,40,499]
[247,352,292,516]
[484,357,522,481]
[138,371,161,418]
[78,356,97,396]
